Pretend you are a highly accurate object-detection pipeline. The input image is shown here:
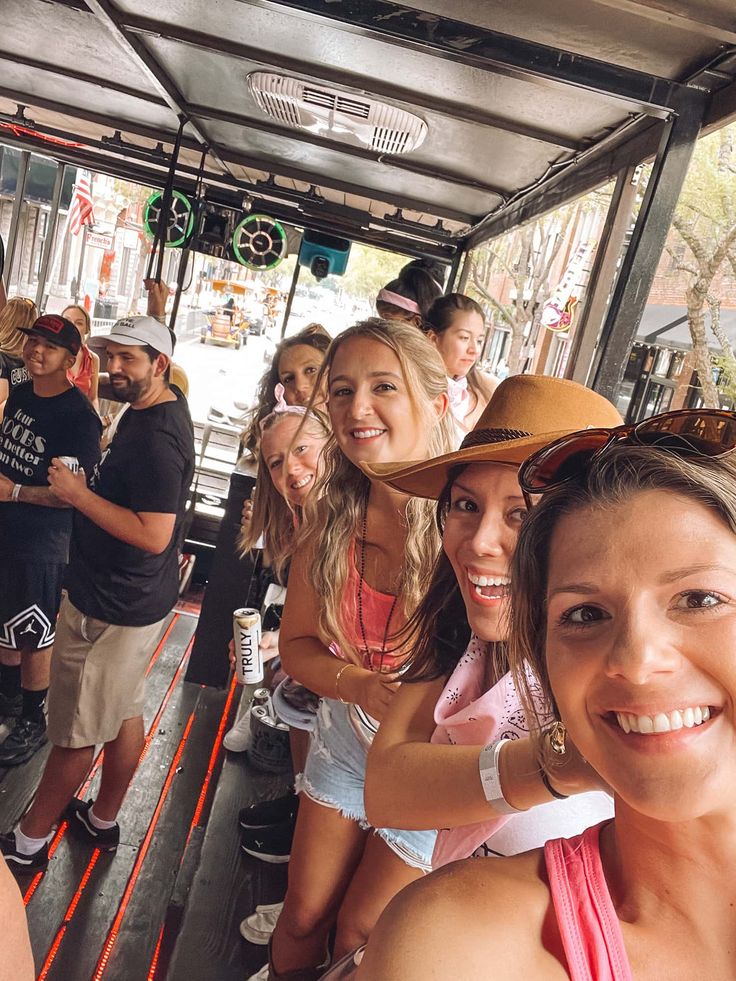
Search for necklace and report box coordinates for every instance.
[357,496,399,672]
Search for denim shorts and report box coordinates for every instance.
[295,697,436,872]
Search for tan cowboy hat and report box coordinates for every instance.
[362,374,623,499]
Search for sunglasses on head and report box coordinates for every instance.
[519,409,736,497]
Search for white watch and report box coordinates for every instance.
[478,739,524,814]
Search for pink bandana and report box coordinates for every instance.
[376,288,421,315]
[259,383,308,433]
[447,375,469,422]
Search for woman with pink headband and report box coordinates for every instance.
[375,265,442,328]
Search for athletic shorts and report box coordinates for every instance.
[295,698,437,872]
[47,596,167,749]
[0,561,65,652]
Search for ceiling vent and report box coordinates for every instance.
[248,72,427,155]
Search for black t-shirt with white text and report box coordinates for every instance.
[0,382,102,562]
[0,353,30,395]
[67,388,194,626]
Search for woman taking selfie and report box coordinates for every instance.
[360,408,736,979]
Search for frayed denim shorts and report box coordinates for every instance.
[295,698,436,872]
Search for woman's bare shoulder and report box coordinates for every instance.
[357,851,566,981]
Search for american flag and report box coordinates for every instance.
[69,170,95,236]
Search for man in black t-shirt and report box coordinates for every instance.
[0,316,194,871]
[0,314,101,766]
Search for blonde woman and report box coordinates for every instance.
[0,297,38,417]
[263,319,454,980]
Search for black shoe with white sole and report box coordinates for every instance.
[0,830,49,872]
[238,792,298,831]
[65,798,120,852]
[241,818,293,864]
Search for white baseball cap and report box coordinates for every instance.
[89,315,174,358]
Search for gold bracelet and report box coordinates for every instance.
[335,662,355,703]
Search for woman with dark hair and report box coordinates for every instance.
[424,293,497,441]
[242,329,331,457]
[360,409,736,979]
[375,265,442,328]
[362,376,620,872]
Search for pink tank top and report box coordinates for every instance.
[545,823,633,981]
[335,544,402,673]
[68,344,94,398]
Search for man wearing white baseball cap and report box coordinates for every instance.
[0,315,195,871]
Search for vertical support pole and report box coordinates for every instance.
[446,245,465,293]
[564,164,638,386]
[280,259,301,339]
[36,163,65,309]
[592,92,706,402]
[4,150,30,289]
[456,247,472,293]
[146,116,187,283]
[74,224,88,305]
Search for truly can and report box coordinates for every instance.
[58,455,79,473]
[233,607,263,684]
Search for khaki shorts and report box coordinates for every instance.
[47,596,167,749]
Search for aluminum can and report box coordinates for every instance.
[58,456,79,473]
[233,607,263,684]
[248,711,291,773]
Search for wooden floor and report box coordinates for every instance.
[1,608,290,981]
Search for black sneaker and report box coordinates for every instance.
[0,715,47,766]
[239,793,298,831]
[65,798,120,852]
[241,818,294,864]
[0,691,22,720]
[0,830,49,872]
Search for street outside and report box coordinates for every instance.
[174,314,276,425]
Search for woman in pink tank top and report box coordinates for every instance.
[359,413,736,980]
[270,320,456,979]
[62,305,100,409]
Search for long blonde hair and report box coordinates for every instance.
[0,297,38,358]
[300,318,455,663]
[240,408,331,582]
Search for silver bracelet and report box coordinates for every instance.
[478,738,525,814]
[10,483,22,503]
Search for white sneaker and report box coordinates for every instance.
[239,901,283,944]
[246,964,269,981]
[224,711,251,752]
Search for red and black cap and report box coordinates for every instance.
[20,314,82,356]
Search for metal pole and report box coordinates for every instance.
[564,164,638,386]
[592,92,707,402]
[456,248,472,293]
[74,224,88,305]
[446,246,465,293]
[36,163,65,309]
[147,116,186,284]
[4,150,31,290]
[280,259,301,339]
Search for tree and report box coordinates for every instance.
[666,125,736,407]
[468,207,576,373]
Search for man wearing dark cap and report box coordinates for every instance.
[0,316,194,870]
[0,315,101,765]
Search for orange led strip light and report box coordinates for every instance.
[36,848,101,980]
[92,711,196,980]
[23,619,187,905]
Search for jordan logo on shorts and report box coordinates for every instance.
[0,606,54,649]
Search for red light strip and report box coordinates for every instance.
[0,122,85,148]
[36,848,101,980]
[146,924,165,981]
[187,674,239,842]
[23,617,186,905]
[92,711,196,980]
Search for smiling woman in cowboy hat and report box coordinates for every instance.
[362,374,622,872]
